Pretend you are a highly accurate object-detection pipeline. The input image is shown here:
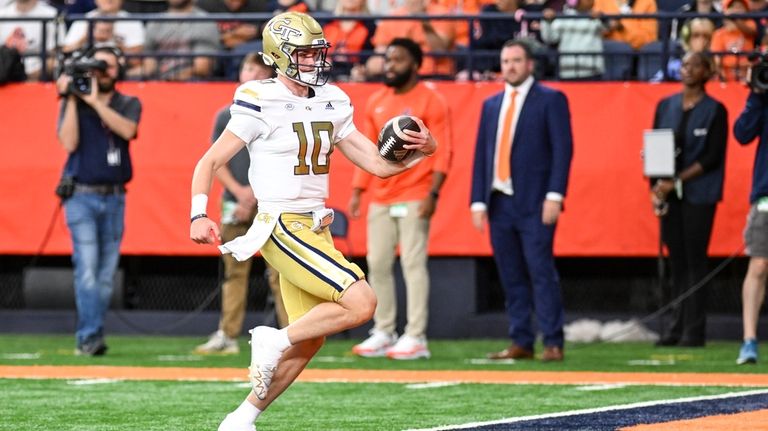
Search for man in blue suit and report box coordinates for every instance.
[470,39,573,362]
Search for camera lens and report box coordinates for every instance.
[750,58,768,92]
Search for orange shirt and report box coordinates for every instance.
[323,20,372,64]
[370,4,457,75]
[711,23,756,81]
[352,82,452,204]
[429,0,494,47]
[593,0,658,49]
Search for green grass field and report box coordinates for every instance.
[0,334,765,431]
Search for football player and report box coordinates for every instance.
[189,12,437,431]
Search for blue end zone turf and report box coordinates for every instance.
[468,391,768,431]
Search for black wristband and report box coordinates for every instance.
[429,190,439,200]
[190,214,208,223]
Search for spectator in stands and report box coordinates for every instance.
[0,0,65,80]
[197,0,268,79]
[711,0,756,81]
[594,0,658,50]
[651,51,727,348]
[143,0,220,80]
[322,0,375,81]
[266,0,310,14]
[734,64,768,365]
[55,46,141,356]
[430,0,486,60]
[367,0,399,15]
[750,0,768,46]
[366,0,458,78]
[471,40,573,362]
[467,0,526,77]
[196,53,287,355]
[63,0,145,76]
[669,0,722,43]
[522,0,566,42]
[349,38,451,360]
[541,0,607,80]
[48,0,96,18]
[651,17,715,81]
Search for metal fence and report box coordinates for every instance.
[1,11,765,82]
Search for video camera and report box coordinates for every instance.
[749,53,768,93]
[61,50,108,95]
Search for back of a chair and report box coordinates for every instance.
[328,207,353,257]
[329,208,349,239]
[602,40,635,81]
[637,41,667,81]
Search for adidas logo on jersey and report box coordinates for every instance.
[325,102,334,110]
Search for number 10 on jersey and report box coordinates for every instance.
[293,121,334,176]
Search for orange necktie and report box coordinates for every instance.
[496,90,518,182]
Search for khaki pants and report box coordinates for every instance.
[219,222,288,338]
[366,201,430,338]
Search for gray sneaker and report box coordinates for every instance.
[75,339,108,356]
[195,330,240,354]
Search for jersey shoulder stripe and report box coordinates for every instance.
[233,99,261,112]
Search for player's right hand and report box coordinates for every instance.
[190,217,221,244]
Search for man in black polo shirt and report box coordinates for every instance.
[56,46,141,356]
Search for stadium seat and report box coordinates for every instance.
[602,40,635,81]
[329,207,353,256]
[637,41,663,81]
[656,0,688,11]
[637,41,670,81]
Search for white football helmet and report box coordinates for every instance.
[261,12,331,86]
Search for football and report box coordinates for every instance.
[377,115,421,162]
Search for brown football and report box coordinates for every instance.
[377,115,421,162]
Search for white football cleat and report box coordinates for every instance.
[352,330,398,358]
[386,335,431,360]
[217,413,256,431]
[248,326,283,400]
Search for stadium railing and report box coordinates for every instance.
[1,11,765,82]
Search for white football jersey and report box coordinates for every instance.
[225,78,356,213]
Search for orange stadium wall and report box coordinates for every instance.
[0,82,755,257]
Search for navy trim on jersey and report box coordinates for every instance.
[277,216,359,281]
[269,232,344,293]
[233,99,261,112]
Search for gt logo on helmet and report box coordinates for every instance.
[269,19,302,41]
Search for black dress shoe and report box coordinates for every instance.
[655,336,679,347]
[677,338,705,347]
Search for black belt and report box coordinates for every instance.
[74,183,126,195]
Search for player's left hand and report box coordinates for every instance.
[401,117,437,157]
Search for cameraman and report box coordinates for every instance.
[734,65,768,365]
[55,46,141,357]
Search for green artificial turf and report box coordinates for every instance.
[0,378,755,431]
[0,334,763,374]
[1,334,765,430]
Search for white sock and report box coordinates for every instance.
[232,400,261,423]
[275,328,292,351]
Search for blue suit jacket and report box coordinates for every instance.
[471,82,573,214]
